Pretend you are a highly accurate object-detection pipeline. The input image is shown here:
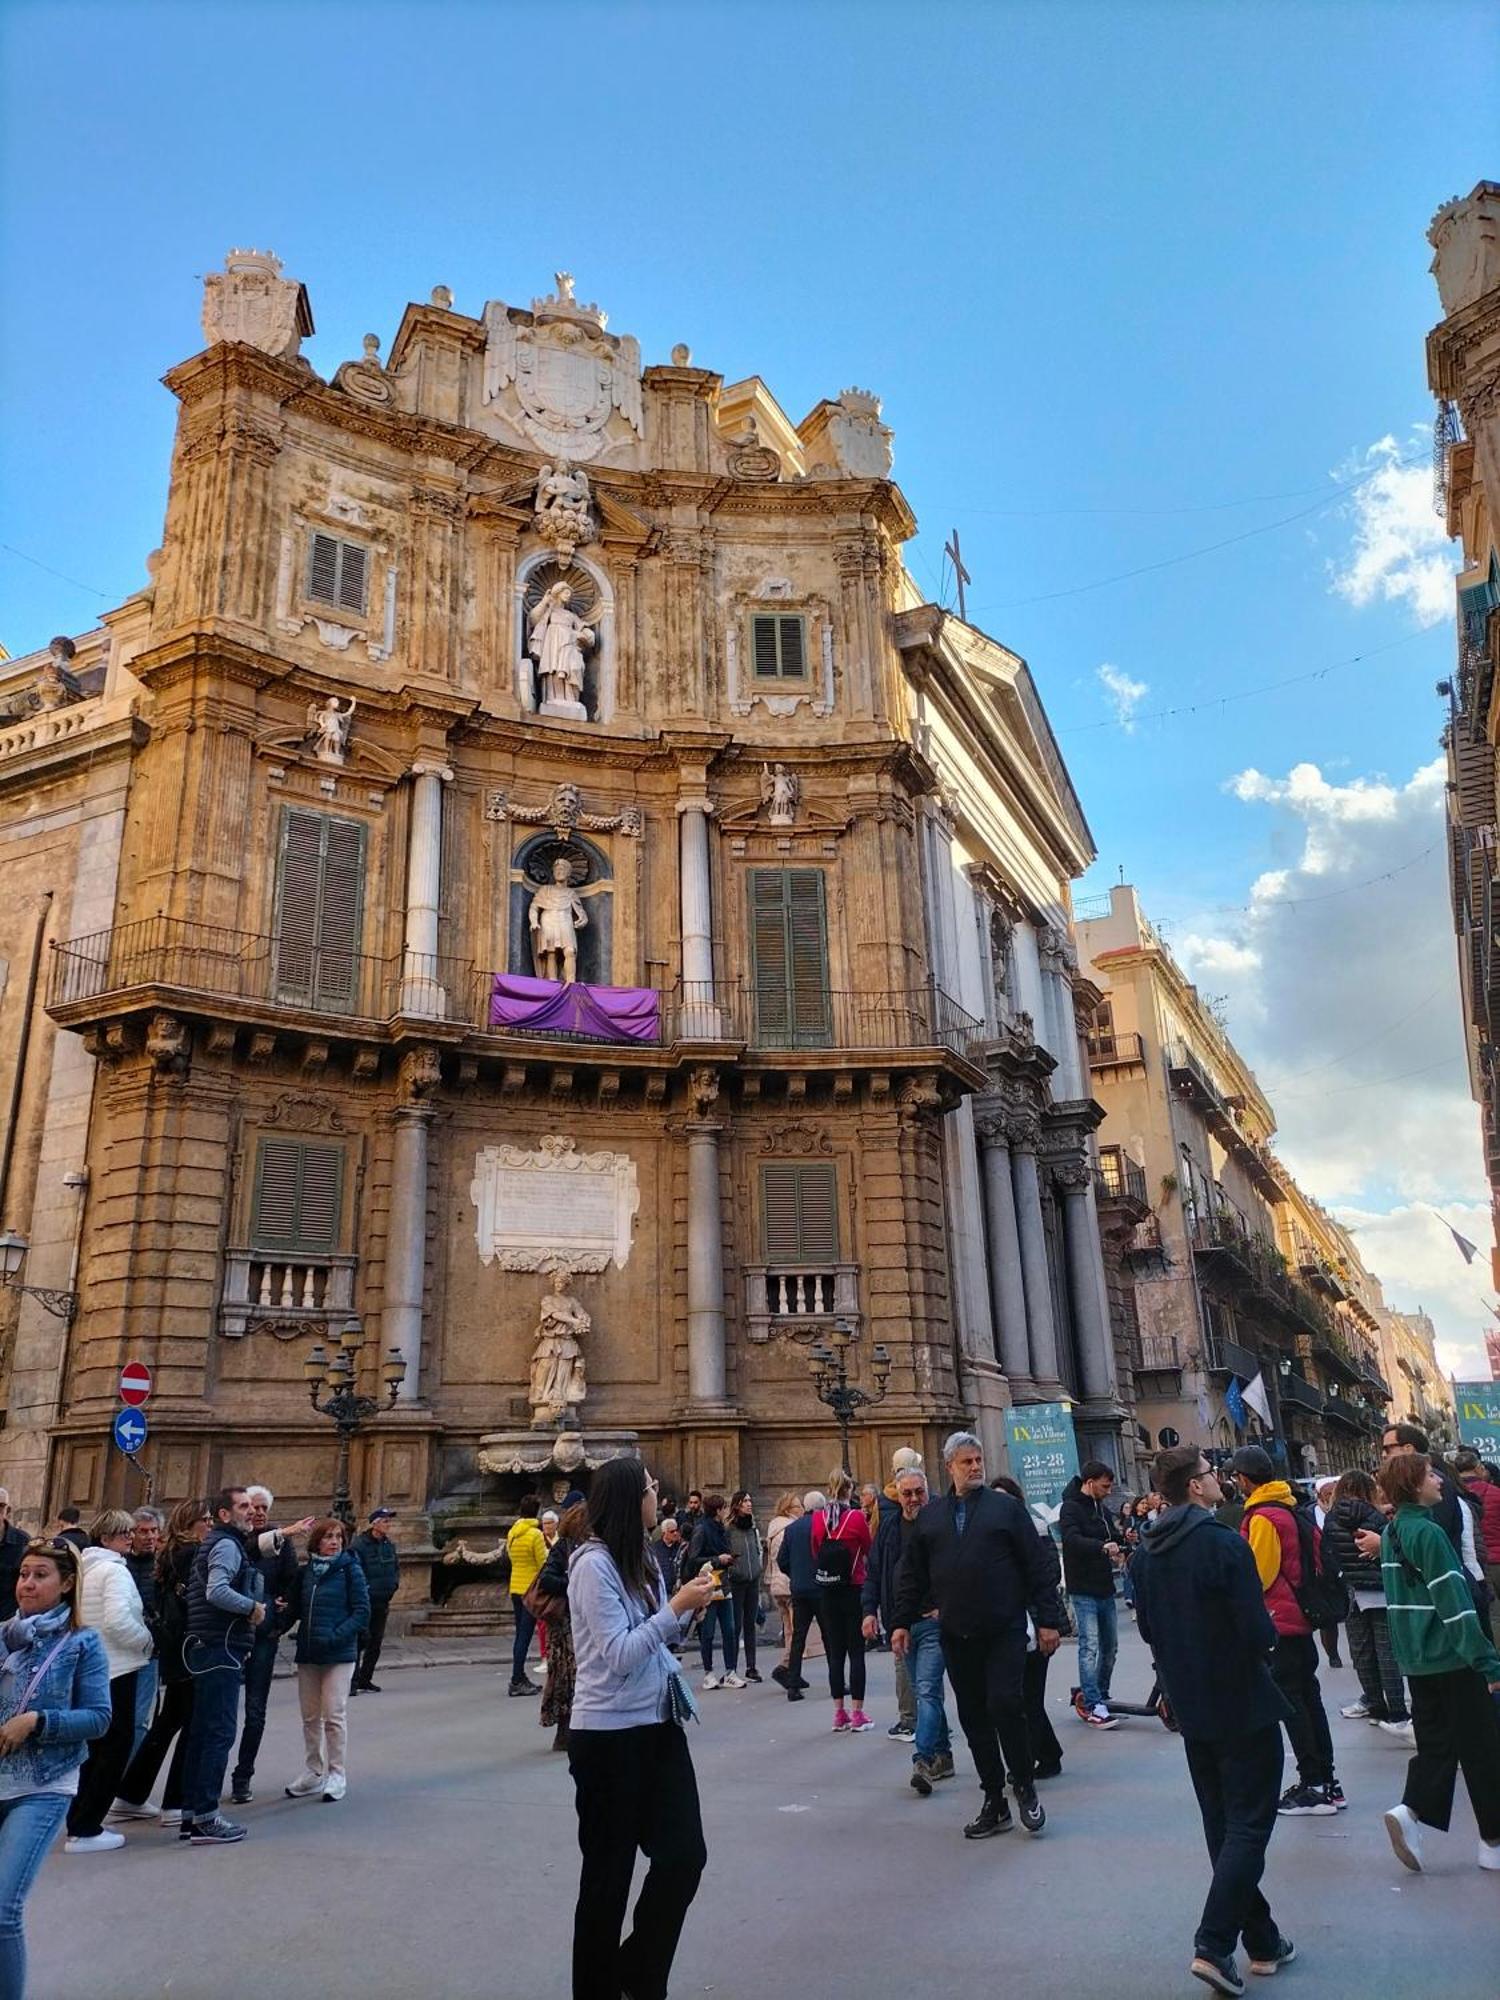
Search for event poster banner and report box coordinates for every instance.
[1005,1400,1080,1534]
[1454,1381,1500,1461]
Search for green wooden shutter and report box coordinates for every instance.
[777,616,805,677]
[750,870,792,1040]
[273,808,367,1012]
[752,616,781,678]
[307,532,368,614]
[250,1139,345,1254]
[786,870,830,1042]
[760,1163,839,1263]
[750,614,807,679]
[748,869,829,1047]
[337,542,368,614]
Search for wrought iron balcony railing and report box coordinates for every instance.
[1087,1030,1146,1070]
[1096,1145,1148,1208]
[1135,1331,1183,1373]
[1279,1372,1325,1416]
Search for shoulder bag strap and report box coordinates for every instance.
[15,1634,74,1714]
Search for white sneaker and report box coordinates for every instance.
[1384,1804,1424,1873]
[1378,1720,1417,1747]
[1479,1839,1500,1872]
[1339,1700,1371,1719]
[284,1771,324,1798]
[106,1801,157,1823]
[322,1772,347,1802]
[722,1672,746,1689]
[64,1831,125,1854]
[700,1675,720,1691]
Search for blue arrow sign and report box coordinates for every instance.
[112,1406,148,1454]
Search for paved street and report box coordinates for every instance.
[26,1625,1494,1999]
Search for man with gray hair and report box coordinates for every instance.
[893,1432,1062,1840]
[866,1462,954,1790]
[229,1483,302,1805]
[772,1490,827,1701]
[126,1508,163,1758]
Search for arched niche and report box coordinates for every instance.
[515,550,616,724]
[507,829,614,986]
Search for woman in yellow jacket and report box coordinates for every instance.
[506,1498,548,1697]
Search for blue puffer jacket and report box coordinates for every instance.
[0,1613,111,1792]
[292,1552,370,1667]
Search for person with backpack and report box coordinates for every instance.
[809,1470,873,1731]
[1227,1448,1344,1818]
[109,1498,210,1829]
[1323,1469,1410,1737]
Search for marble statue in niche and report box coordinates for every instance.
[528,580,595,720]
[306,694,355,765]
[529,1269,590,1427]
[529,856,589,982]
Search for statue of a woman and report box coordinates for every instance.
[527,582,594,716]
[529,1272,590,1427]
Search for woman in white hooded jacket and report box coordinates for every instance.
[64,1511,153,1853]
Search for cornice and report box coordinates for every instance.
[1427,281,1500,399]
[163,343,314,407]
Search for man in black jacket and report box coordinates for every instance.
[772,1490,825,1701]
[1132,1445,1296,1997]
[1060,1461,1122,1728]
[892,1432,1061,1841]
[352,1508,401,1693]
[864,1465,953,1786]
[229,1484,302,1805]
[0,1490,31,1621]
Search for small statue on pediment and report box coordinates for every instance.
[306,694,355,765]
[34,638,84,711]
[534,460,595,559]
[760,762,800,826]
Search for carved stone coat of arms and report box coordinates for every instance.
[481,274,642,462]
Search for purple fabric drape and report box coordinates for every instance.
[488,973,661,1043]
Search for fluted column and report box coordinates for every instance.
[385,1054,438,1403]
[1057,1158,1117,1404]
[401,759,452,1016]
[685,1068,728,1405]
[677,797,719,1037]
[976,1109,1033,1394]
[1008,1102,1062,1395]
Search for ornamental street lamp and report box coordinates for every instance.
[804,1318,892,1473]
[304,1316,405,1526]
[0,1230,77,1322]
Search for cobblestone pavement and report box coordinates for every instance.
[28,1625,1494,1998]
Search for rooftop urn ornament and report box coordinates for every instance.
[760,762,800,826]
[34,637,83,711]
[528,855,588,983]
[528,1268,591,1429]
[527,578,595,719]
[306,694,355,765]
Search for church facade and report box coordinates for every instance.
[0,253,1113,1554]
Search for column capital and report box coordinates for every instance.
[675,795,714,818]
[410,757,454,783]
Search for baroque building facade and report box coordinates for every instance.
[0,253,1116,1556]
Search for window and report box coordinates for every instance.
[306,532,369,616]
[273,807,368,1012]
[750,614,807,680]
[250,1139,344,1255]
[760,1163,839,1265]
[749,869,830,1046]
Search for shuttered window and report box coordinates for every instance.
[761,1164,840,1264]
[749,869,831,1047]
[750,614,807,680]
[273,808,368,1012]
[306,532,369,615]
[250,1139,345,1254]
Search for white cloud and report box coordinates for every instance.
[1170,754,1489,1367]
[1097,662,1148,731]
[1328,433,1457,628]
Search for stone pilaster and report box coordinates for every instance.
[975,1105,1032,1397]
[401,759,453,1016]
[684,1068,729,1409]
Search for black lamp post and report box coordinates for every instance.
[805,1319,892,1472]
[304,1316,405,1527]
[0,1230,78,1322]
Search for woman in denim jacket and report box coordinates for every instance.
[0,1536,110,1996]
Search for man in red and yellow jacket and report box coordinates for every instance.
[1229,1447,1342,1819]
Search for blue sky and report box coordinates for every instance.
[3,0,1497,1369]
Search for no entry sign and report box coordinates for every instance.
[118,1361,152,1407]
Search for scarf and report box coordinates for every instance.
[310,1556,335,1580]
[0,1605,72,1668]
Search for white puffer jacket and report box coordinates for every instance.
[79,1546,154,1678]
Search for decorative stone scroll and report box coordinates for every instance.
[485,782,643,837]
[471,1133,639,1272]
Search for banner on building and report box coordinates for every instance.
[1005,1400,1081,1534]
[1454,1381,1500,1461]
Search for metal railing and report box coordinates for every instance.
[1280,1373,1325,1416]
[1136,1331,1182,1372]
[1096,1146,1148,1207]
[1087,1030,1146,1069]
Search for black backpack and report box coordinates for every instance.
[1246,1501,1349,1626]
[814,1508,856,1588]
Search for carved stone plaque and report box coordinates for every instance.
[471,1133,639,1271]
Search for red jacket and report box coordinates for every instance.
[809,1503,871,1590]
[1462,1476,1500,1564]
[1239,1482,1310,1637]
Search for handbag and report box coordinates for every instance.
[663,1665,699,1728]
[522,1576,563,1624]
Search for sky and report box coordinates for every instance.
[2,0,1498,1377]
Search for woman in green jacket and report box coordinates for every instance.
[1376,1451,1500,1875]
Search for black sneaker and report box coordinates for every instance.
[349,1684,360,1697]
[910,1759,934,1797]
[1190,1952,1245,1996]
[1014,1783,1046,1834]
[743,1667,762,1683]
[786,1688,805,1702]
[771,1665,789,1688]
[1277,1783,1336,1817]
[1034,1762,1062,1780]
[178,1819,196,1843]
[963,1795,1013,1840]
[508,1680,540,1698]
[1247,1937,1297,1976]
[229,1788,253,1806]
[361,1680,383,1693]
[188,1815,247,1846]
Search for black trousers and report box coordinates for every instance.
[940,1626,1033,1797]
[1403,1667,1500,1842]
[816,1586,865,1704]
[1024,1646,1063,1771]
[786,1595,819,1684]
[355,1600,390,1686]
[1270,1634,1334,1787]
[1183,1725,1284,1962]
[118,1677,193,1809]
[728,1581,759,1670]
[67,1670,139,1838]
[568,1723,706,2000]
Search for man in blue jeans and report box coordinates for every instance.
[863,1465,953,1794]
[1060,1460,1122,1728]
[178,1487,265,1846]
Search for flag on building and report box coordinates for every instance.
[1432,1210,1480,1265]
[1225,1377,1248,1431]
[1243,1371,1274,1428]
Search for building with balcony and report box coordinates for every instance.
[1075,884,1396,1475]
[1429,182,1500,1293]
[0,251,1113,1541]
[1375,1306,1457,1453]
